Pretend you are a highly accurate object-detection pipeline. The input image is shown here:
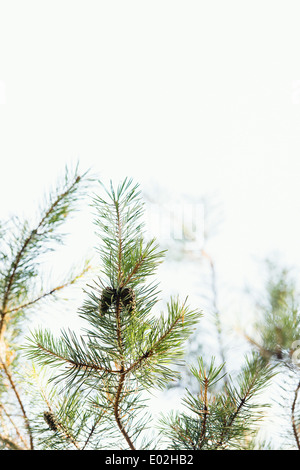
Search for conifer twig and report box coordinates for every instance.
[291,380,300,450]
[0,231,35,339]
[0,354,33,449]
[0,168,86,339]
[5,264,91,315]
[81,410,105,450]
[114,372,135,450]
[216,360,265,449]
[198,374,209,449]
[34,341,122,375]
[113,286,135,449]
[0,434,25,450]
[43,406,81,450]
[0,403,29,449]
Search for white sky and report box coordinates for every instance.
[1,1,300,447]
[0,0,299,316]
[1,1,300,287]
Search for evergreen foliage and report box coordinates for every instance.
[25,178,201,449]
[159,354,276,450]
[247,260,300,361]
[0,164,90,450]
[0,171,290,450]
[244,259,300,448]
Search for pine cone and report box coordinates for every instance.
[120,287,136,313]
[43,411,58,432]
[100,287,117,314]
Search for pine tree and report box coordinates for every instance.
[24,178,201,450]
[244,259,300,449]
[1,173,278,450]
[23,177,276,450]
[0,164,90,450]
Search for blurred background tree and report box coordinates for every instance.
[143,185,300,449]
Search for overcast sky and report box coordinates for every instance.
[2,2,300,447]
[1,0,300,309]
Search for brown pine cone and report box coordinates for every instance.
[43,411,58,432]
[120,287,136,313]
[100,287,117,314]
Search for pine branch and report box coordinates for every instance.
[81,409,105,450]
[291,380,300,450]
[0,434,25,450]
[43,408,81,450]
[115,199,124,285]
[197,374,209,449]
[25,177,202,450]
[0,403,29,449]
[245,259,300,363]
[216,354,277,449]
[0,353,33,449]
[159,353,276,450]
[114,372,135,450]
[5,263,91,315]
[0,165,93,451]
[115,293,125,362]
[25,329,122,376]
[0,164,89,340]
[0,230,35,338]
